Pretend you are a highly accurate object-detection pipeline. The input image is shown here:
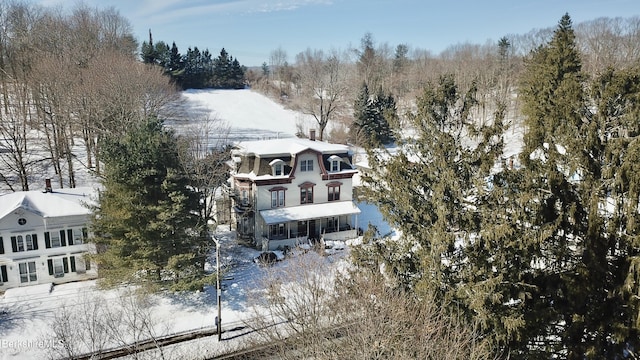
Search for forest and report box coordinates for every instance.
[2,1,640,358]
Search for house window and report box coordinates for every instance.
[300,186,314,204]
[0,265,7,284]
[269,223,286,238]
[271,188,285,208]
[270,159,285,176]
[0,236,4,254]
[48,257,72,278]
[19,261,37,283]
[70,228,85,245]
[325,217,338,232]
[53,258,65,278]
[48,231,61,248]
[11,234,38,253]
[241,189,249,205]
[46,229,73,248]
[15,236,24,252]
[329,155,342,172]
[328,185,341,201]
[300,159,313,172]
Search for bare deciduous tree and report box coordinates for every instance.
[0,1,43,190]
[245,252,491,359]
[48,288,167,360]
[294,48,351,141]
[176,114,231,224]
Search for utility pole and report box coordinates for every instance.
[213,234,222,341]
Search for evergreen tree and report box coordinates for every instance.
[212,48,231,88]
[446,13,639,357]
[350,82,372,145]
[510,16,590,355]
[141,30,155,64]
[371,87,397,145]
[168,42,183,74]
[182,46,205,89]
[351,84,396,147]
[90,117,212,292]
[359,71,502,291]
[230,57,246,89]
[154,41,170,69]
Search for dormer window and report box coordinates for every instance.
[329,155,341,172]
[270,159,285,176]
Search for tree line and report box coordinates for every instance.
[252,16,640,146]
[141,31,246,90]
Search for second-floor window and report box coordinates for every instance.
[11,234,38,253]
[47,230,64,248]
[271,189,285,208]
[71,228,86,245]
[328,185,341,201]
[300,159,313,172]
[45,228,86,248]
[300,186,314,204]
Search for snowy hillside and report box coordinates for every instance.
[173,89,316,143]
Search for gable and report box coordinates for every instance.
[0,188,95,232]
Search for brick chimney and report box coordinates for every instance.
[45,178,52,193]
[309,129,316,141]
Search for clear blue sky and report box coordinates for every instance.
[34,0,640,67]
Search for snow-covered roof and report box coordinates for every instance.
[234,138,350,157]
[0,187,97,220]
[259,201,361,225]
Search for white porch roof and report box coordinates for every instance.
[259,201,361,225]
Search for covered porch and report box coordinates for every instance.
[259,201,361,251]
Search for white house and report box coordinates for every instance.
[0,182,97,290]
[229,133,361,251]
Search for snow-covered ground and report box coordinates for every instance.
[0,89,391,360]
[170,89,317,143]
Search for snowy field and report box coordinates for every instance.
[169,89,317,144]
[0,89,391,360]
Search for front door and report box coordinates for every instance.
[297,221,308,237]
[308,220,317,240]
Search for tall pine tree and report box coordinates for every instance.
[359,71,504,329]
[90,117,212,292]
[467,13,640,357]
[350,84,396,148]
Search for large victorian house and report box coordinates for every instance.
[229,133,361,251]
[0,181,97,290]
